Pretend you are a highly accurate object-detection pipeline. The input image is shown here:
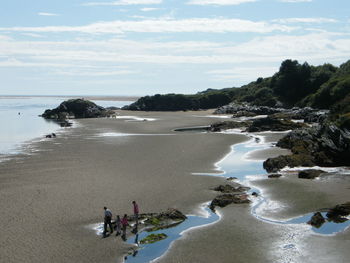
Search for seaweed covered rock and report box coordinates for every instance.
[246,116,306,132]
[140,233,167,244]
[41,99,110,119]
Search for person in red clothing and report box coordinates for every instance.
[132,201,139,226]
[121,214,129,241]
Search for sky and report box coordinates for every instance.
[0,0,349,96]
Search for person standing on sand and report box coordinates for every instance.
[132,201,139,226]
[103,206,113,235]
[115,215,121,236]
[121,214,129,241]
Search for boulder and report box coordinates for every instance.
[263,154,315,173]
[298,169,325,179]
[209,194,250,211]
[307,212,325,228]
[268,173,282,178]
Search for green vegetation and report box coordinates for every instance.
[140,233,168,244]
[123,59,350,126]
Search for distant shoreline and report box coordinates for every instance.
[0,95,140,101]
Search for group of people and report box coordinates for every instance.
[103,201,139,240]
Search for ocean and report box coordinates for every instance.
[0,96,134,160]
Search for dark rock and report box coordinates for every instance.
[157,208,187,221]
[326,202,350,219]
[251,192,258,196]
[268,173,282,178]
[41,99,110,119]
[45,134,52,138]
[59,120,73,127]
[263,154,315,173]
[246,116,306,132]
[226,177,237,181]
[209,194,250,211]
[210,121,250,132]
[298,169,325,179]
[307,212,325,228]
[212,184,250,193]
[231,111,257,118]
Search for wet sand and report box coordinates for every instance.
[1,110,349,263]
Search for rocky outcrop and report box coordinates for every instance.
[263,123,350,172]
[298,169,325,179]
[246,116,306,132]
[271,107,329,123]
[213,184,250,193]
[308,212,326,228]
[214,103,284,115]
[210,121,250,132]
[215,103,329,125]
[41,99,111,119]
[209,194,250,212]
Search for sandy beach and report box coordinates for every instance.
[1,110,349,263]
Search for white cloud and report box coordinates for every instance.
[140,7,160,11]
[187,0,257,5]
[1,32,349,66]
[38,12,59,16]
[21,33,44,38]
[83,0,162,6]
[279,0,312,3]
[273,17,338,24]
[0,18,295,34]
[1,32,349,85]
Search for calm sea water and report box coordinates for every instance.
[0,96,133,158]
